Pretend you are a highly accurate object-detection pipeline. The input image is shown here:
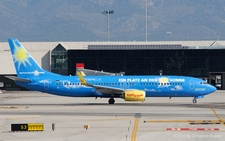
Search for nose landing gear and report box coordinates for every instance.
[192,98,197,104]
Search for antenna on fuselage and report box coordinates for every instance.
[159,70,163,76]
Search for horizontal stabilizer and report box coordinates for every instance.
[5,76,31,82]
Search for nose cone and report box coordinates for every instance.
[209,84,217,93]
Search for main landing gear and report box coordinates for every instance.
[108,98,115,104]
[192,98,197,104]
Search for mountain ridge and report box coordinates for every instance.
[0,0,225,42]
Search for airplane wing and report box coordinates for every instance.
[91,85,124,94]
[5,76,31,82]
[76,71,124,95]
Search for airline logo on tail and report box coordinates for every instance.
[12,39,31,70]
[8,39,46,77]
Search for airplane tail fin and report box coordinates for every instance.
[8,38,47,78]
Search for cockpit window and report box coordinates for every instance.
[200,82,207,84]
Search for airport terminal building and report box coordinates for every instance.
[0,40,225,90]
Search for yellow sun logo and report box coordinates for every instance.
[159,77,168,83]
[13,44,31,70]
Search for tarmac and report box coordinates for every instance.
[0,90,225,141]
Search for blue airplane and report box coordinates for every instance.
[6,39,216,104]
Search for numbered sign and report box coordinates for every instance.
[11,124,28,131]
[11,123,44,132]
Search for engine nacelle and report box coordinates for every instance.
[123,90,146,101]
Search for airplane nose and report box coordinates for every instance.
[209,85,217,93]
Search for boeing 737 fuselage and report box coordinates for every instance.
[6,39,217,104]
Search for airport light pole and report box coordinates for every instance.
[102,10,114,41]
[145,0,148,41]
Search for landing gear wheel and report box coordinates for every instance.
[193,99,197,104]
[108,98,115,104]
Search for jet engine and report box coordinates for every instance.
[123,90,146,101]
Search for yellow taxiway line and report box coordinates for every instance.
[144,108,225,126]
[211,108,225,126]
[131,118,140,141]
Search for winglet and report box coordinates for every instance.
[76,71,89,85]
[79,71,86,76]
